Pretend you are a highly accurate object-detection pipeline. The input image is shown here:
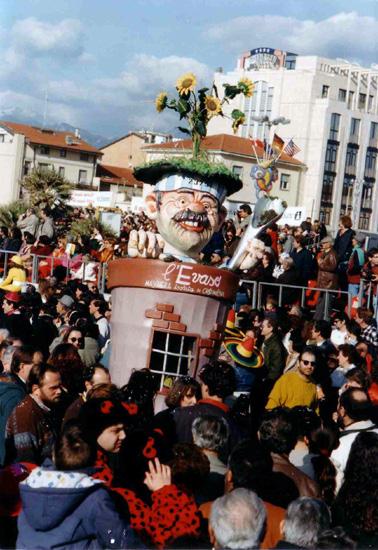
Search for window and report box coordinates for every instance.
[350,118,360,138]
[364,148,377,176]
[324,142,338,172]
[23,161,31,176]
[280,173,290,191]
[329,113,341,141]
[241,80,274,140]
[60,149,67,158]
[368,95,374,111]
[320,173,335,204]
[322,85,329,98]
[80,152,89,162]
[78,170,87,184]
[232,165,243,177]
[345,145,358,168]
[38,163,50,171]
[361,184,373,210]
[370,122,378,141]
[39,146,50,155]
[58,167,65,178]
[0,134,4,143]
[338,89,347,102]
[149,330,197,390]
[358,211,370,230]
[358,93,366,109]
[347,90,354,109]
[285,56,296,70]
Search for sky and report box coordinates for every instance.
[1,0,377,139]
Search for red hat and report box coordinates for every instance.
[224,336,264,369]
[4,292,22,303]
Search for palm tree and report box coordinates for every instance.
[22,167,73,210]
[0,200,27,229]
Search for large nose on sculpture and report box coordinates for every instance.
[191,200,206,213]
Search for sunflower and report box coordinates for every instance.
[232,113,246,134]
[155,92,168,112]
[205,95,222,117]
[176,72,196,95]
[238,78,254,97]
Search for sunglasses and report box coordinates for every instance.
[302,359,316,366]
[69,337,84,344]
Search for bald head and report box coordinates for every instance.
[339,388,372,423]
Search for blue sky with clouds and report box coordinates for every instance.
[1,0,377,138]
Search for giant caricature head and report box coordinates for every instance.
[144,174,229,258]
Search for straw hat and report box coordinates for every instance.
[224,309,245,339]
[10,255,24,267]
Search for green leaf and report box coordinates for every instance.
[178,126,191,135]
[231,109,245,119]
[196,120,207,137]
[212,84,219,98]
[223,84,240,99]
[197,87,209,94]
[177,98,190,116]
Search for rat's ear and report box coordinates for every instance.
[145,194,158,220]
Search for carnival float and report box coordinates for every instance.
[107,72,286,387]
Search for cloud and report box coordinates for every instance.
[11,17,84,58]
[205,12,378,65]
[0,51,213,136]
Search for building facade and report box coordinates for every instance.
[208,48,378,231]
[143,133,305,208]
[100,131,172,169]
[0,121,102,205]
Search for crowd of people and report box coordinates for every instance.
[0,203,376,548]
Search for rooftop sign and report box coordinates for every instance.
[239,48,297,70]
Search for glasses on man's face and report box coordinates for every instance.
[70,337,83,344]
[302,359,316,366]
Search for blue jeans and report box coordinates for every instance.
[233,365,257,392]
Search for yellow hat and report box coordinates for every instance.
[10,255,24,267]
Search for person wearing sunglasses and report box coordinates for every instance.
[266,347,318,412]
[63,328,84,350]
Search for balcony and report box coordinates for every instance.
[349,134,359,146]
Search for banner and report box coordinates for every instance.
[279,206,307,227]
[68,190,113,208]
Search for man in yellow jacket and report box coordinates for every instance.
[266,348,318,412]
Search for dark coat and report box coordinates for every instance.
[316,248,338,289]
[290,248,316,284]
[277,268,300,304]
[334,228,354,264]
[17,460,141,549]
[262,334,287,381]
[0,380,25,465]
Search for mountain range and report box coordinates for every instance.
[0,108,112,148]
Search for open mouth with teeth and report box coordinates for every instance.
[172,209,210,233]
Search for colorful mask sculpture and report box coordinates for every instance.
[251,162,279,197]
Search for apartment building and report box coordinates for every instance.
[0,121,102,204]
[209,48,378,231]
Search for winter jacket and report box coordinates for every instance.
[17,460,142,549]
[0,381,25,465]
[334,228,354,264]
[316,248,338,289]
[262,334,287,381]
[290,248,316,284]
[5,394,58,465]
[347,246,365,284]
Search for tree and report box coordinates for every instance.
[0,200,27,229]
[22,167,73,210]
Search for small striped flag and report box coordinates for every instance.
[284,139,301,157]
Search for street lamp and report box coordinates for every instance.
[250,115,291,140]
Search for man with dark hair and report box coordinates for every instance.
[36,207,55,241]
[5,364,62,464]
[0,292,32,343]
[290,236,316,286]
[331,388,377,491]
[355,307,378,354]
[89,299,110,348]
[259,408,319,497]
[173,362,239,450]
[312,320,336,359]
[261,318,287,385]
[235,204,252,237]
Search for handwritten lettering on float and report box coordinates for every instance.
[144,264,225,297]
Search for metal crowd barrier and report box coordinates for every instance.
[238,279,352,320]
[0,249,108,293]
